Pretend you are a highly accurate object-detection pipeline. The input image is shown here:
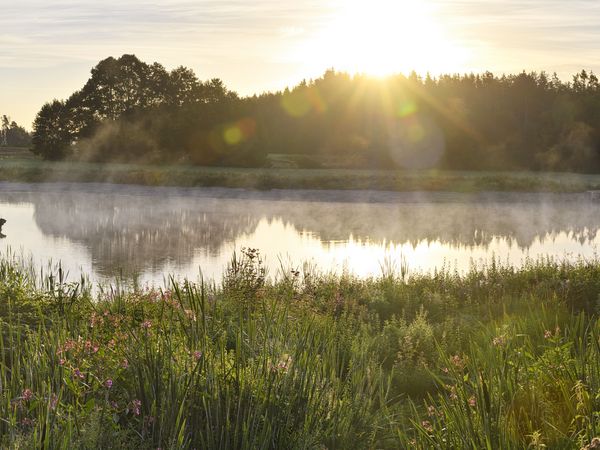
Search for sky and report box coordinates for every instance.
[2,0,600,128]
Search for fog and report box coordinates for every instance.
[1,182,599,285]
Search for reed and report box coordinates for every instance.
[0,251,599,448]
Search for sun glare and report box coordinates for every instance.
[299,0,469,77]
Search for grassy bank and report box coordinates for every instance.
[3,151,600,192]
[1,251,600,448]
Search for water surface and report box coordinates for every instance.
[1,182,599,286]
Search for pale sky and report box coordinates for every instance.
[2,0,600,128]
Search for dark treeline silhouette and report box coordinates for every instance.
[31,54,600,172]
[1,115,31,147]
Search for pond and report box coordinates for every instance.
[1,182,599,287]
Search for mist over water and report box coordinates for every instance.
[1,182,599,287]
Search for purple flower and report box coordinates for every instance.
[105,379,113,389]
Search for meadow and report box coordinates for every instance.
[0,249,599,449]
[2,147,600,193]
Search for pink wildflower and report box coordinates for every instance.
[447,385,458,400]
[141,320,152,329]
[131,399,142,416]
[20,417,34,427]
[105,379,113,389]
[22,389,33,401]
[468,396,477,407]
[122,359,129,369]
[193,351,202,361]
[450,354,466,369]
[421,420,433,433]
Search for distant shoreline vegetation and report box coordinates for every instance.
[24,54,600,173]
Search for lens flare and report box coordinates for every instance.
[222,118,257,146]
[387,114,444,169]
[281,88,327,117]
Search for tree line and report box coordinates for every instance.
[31,54,600,172]
[1,115,31,147]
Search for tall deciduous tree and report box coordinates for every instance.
[31,101,73,160]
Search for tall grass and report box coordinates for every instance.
[0,251,599,448]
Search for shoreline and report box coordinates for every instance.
[2,159,600,193]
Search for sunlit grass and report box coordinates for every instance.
[0,251,599,447]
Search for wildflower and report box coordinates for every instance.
[105,379,113,389]
[193,351,202,361]
[122,359,129,369]
[141,320,152,329]
[446,385,458,400]
[278,355,292,373]
[22,389,33,401]
[131,399,142,416]
[58,358,66,366]
[20,417,34,428]
[60,339,76,353]
[427,405,437,417]
[492,334,507,347]
[468,396,476,407]
[421,420,433,433]
[73,368,85,379]
[50,393,59,410]
[582,437,600,450]
[544,330,552,339]
[450,354,466,370]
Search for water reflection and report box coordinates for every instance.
[1,182,599,285]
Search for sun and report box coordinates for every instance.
[298,0,469,77]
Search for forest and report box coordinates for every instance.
[29,54,600,172]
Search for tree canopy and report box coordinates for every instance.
[31,54,600,172]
